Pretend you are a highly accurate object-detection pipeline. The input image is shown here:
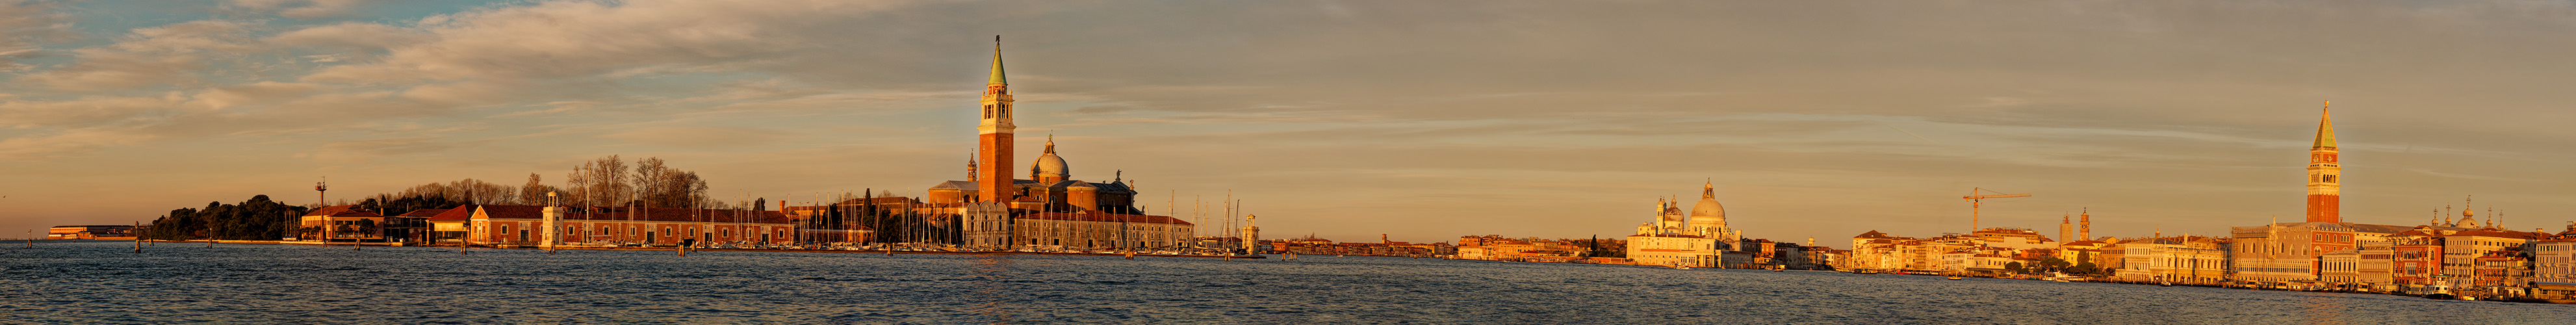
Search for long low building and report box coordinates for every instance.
[431,204,810,246]
[1011,211,1194,249]
[48,225,136,239]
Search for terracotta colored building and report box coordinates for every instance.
[444,204,805,246]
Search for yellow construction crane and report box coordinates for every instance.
[1963,187,2031,234]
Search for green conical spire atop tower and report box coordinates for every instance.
[988,35,1006,85]
[2313,101,2336,149]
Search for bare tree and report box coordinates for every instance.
[634,157,669,207]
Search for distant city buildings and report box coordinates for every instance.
[1827,105,2576,300]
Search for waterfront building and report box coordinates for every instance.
[45,225,136,240]
[1966,228,2057,250]
[448,204,801,246]
[2110,236,2228,284]
[1625,183,1753,267]
[1452,236,1604,262]
[2441,228,2547,287]
[2529,226,2576,298]
[2321,240,2394,285]
[1848,230,1988,272]
[1940,246,2018,274]
[298,205,386,242]
[1012,211,1194,250]
[2388,228,2448,285]
[2055,240,2110,266]
[2231,222,2414,282]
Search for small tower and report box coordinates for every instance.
[2078,209,2092,241]
[1241,214,1260,254]
[2059,214,2073,243]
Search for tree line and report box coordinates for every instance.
[144,195,309,240]
[144,155,730,240]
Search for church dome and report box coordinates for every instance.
[1033,136,1069,177]
[1692,197,1724,219]
[1035,153,1068,177]
[1690,183,1725,219]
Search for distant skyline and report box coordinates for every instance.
[5,1,2574,244]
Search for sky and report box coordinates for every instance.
[4,0,2573,244]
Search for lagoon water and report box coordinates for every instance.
[5,240,2573,324]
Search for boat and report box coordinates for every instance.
[2041,272,2083,282]
[2159,282,2174,287]
[1946,276,1964,280]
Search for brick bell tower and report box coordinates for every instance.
[977,36,1018,203]
[2306,101,2341,223]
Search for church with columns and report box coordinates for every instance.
[1626,182,1753,267]
[933,38,1195,250]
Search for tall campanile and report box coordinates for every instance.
[2306,101,2341,223]
[977,36,1018,202]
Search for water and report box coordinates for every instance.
[5,240,2572,324]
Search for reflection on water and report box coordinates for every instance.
[969,255,1017,324]
[5,240,2575,324]
[2303,292,2352,325]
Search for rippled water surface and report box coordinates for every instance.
[5,240,2575,324]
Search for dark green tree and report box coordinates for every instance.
[2036,256,2072,272]
[148,195,309,240]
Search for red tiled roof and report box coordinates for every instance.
[307,204,384,217]
[429,205,477,221]
[1631,234,1707,239]
[835,197,921,205]
[1018,211,1194,225]
[2452,229,2547,239]
[396,208,449,217]
[303,205,372,217]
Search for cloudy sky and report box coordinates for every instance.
[5,0,2572,244]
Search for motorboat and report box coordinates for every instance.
[1946,276,1964,280]
[2041,272,2083,282]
